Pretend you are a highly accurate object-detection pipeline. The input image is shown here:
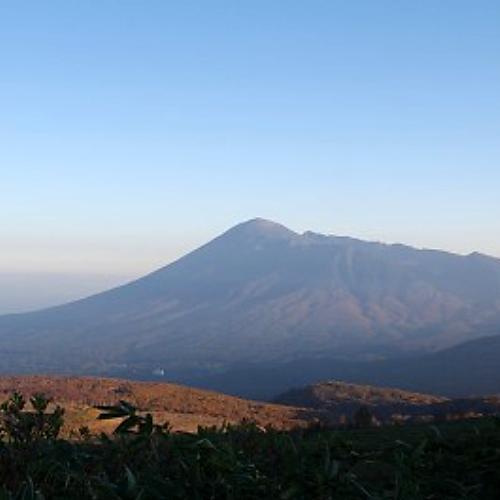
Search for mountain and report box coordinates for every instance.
[0,375,317,434]
[275,380,445,413]
[274,380,500,424]
[0,218,500,383]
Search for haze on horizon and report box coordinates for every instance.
[1,1,499,311]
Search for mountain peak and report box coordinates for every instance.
[224,218,298,240]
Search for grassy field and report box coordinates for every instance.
[0,376,316,434]
[1,394,500,499]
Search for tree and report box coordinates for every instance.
[353,406,373,428]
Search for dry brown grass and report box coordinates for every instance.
[0,376,317,434]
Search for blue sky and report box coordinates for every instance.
[1,0,499,278]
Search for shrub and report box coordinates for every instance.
[0,393,499,499]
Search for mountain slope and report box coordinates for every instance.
[0,218,500,378]
[275,380,445,411]
[274,380,500,424]
[0,375,316,434]
[190,334,500,400]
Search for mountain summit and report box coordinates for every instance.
[0,219,499,380]
[224,218,298,239]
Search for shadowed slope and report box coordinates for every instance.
[190,334,500,400]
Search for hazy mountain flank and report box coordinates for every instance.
[0,218,499,396]
[189,334,500,400]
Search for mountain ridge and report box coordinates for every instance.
[3,218,499,319]
[273,379,500,424]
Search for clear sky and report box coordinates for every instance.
[1,0,499,281]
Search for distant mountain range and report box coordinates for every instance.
[0,218,499,397]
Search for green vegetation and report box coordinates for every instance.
[1,394,500,499]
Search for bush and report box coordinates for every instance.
[0,393,499,499]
